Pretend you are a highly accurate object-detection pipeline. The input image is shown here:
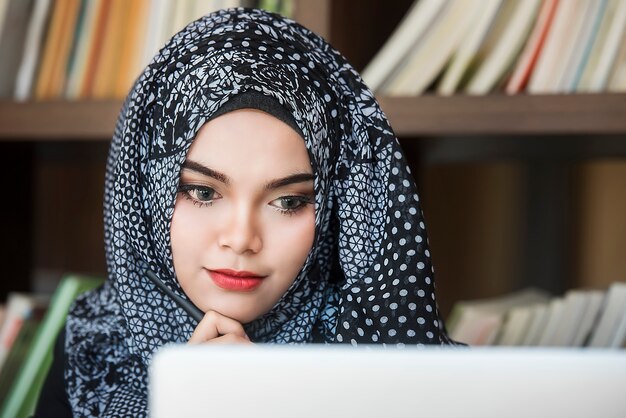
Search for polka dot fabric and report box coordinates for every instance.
[65,8,456,417]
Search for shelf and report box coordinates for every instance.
[379,93,626,136]
[1,94,625,140]
[0,100,120,140]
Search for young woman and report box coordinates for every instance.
[35,7,456,417]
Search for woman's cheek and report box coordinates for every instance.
[171,201,206,267]
[268,209,315,262]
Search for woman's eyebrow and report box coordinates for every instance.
[182,160,313,189]
[265,173,314,190]
[182,160,230,184]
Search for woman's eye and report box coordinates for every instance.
[280,197,302,209]
[270,196,313,213]
[193,188,215,201]
[178,185,218,206]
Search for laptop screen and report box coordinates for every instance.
[149,345,626,418]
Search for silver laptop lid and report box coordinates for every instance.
[150,345,626,418]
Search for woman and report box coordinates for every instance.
[35,7,455,417]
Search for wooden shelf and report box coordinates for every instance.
[1,94,625,140]
[379,93,626,136]
[0,100,120,140]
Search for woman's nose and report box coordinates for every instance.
[217,204,263,255]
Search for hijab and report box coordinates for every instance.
[65,8,456,417]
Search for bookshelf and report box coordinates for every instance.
[379,93,626,136]
[2,94,626,139]
[1,0,625,317]
[0,100,119,139]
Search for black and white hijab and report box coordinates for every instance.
[65,8,456,417]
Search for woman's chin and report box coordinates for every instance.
[206,306,258,324]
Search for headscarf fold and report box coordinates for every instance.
[65,8,455,417]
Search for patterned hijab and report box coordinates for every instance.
[65,8,455,417]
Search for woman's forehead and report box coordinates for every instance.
[184,109,313,183]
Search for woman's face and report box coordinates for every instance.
[170,109,315,324]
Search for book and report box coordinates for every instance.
[586,0,626,91]
[527,0,588,93]
[63,0,88,93]
[607,27,626,92]
[571,290,604,346]
[0,0,11,39]
[91,0,128,98]
[450,307,501,346]
[167,0,195,41]
[448,283,626,348]
[0,293,47,374]
[557,0,608,92]
[576,0,626,92]
[140,0,171,70]
[520,303,550,346]
[436,0,502,95]
[588,282,626,347]
[495,304,537,346]
[550,289,599,346]
[193,0,222,20]
[0,0,35,98]
[258,0,281,13]
[64,0,101,99]
[277,0,294,18]
[383,0,482,96]
[218,0,245,9]
[0,275,102,418]
[34,0,80,99]
[610,308,626,348]
[505,0,559,94]
[546,0,590,92]
[464,0,541,95]
[45,0,81,98]
[12,0,52,101]
[498,290,606,347]
[447,287,550,345]
[156,1,181,58]
[0,303,47,405]
[113,0,150,98]
[78,0,111,98]
[360,0,447,92]
[536,297,565,346]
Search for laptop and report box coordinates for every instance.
[149,344,626,418]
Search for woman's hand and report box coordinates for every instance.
[188,310,252,345]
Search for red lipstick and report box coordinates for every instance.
[208,269,265,291]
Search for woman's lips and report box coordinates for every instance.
[207,269,265,291]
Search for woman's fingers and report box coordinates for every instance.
[202,333,253,345]
[188,310,251,344]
